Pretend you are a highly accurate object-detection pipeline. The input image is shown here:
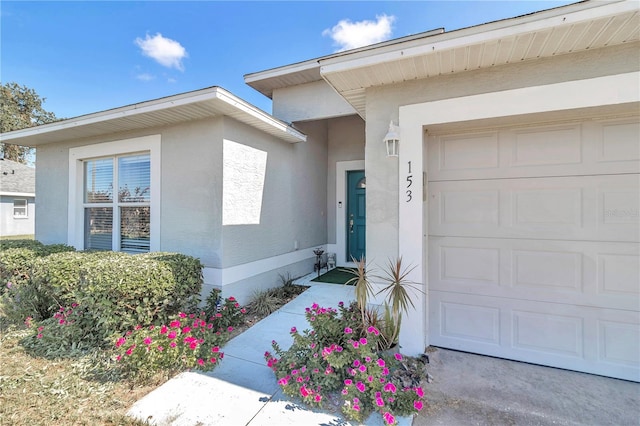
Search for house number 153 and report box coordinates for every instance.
[406,161,413,203]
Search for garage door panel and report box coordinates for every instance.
[428,118,639,181]
[429,174,639,242]
[430,290,640,381]
[430,236,640,311]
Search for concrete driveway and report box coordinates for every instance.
[413,347,640,426]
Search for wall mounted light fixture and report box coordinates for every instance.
[383,121,399,157]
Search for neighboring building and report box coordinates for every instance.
[0,0,637,381]
[0,158,35,237]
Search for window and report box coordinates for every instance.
[69,135,160,253]
[13,199,28,218]
[83,154,150,253]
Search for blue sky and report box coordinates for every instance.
[2,1,576,119]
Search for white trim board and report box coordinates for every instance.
[203,245,324,287]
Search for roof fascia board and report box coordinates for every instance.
[244,59,320,84]
[214,89,306,142]
[319,0,634,75]
[1,86,306,144]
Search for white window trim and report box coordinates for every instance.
[13,198,28,218]
[68,135,161,251]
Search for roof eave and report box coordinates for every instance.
[0,86,306,146]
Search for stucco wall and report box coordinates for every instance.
[363,41,640,264]
[272,80,358,123]
[326,115,365,244]
[35,118,224,266]
[0,196,35,236]
[221,117,328,267]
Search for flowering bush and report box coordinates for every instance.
[266,302,426,425]
[115,295,245,381]
[22,303,102,357]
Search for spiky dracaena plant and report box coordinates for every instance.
[342,256,374,327]
[375,257,423,347]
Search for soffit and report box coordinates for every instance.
[0,87,306,146]
[319,0,639,118]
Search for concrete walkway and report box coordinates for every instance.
[127,275,640,425]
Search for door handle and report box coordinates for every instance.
[349,219,354,233]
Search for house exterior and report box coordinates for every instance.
[0,158,35,237]
[245,0,639,382]
[0,0,637,382]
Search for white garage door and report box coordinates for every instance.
[427,117,640,382]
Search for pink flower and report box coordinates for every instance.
[341,388,348,395]
[182,326,191,334]
[58,319,65,325]
[367,375,373,382]
[143,337,153,345]
[300,385,312,398]
[149,325,155,330]
[367,326,380,335]
[344,379,353,386]
[353,359,361,367]
[241,308,247,314]
[179,312,187,318]
[383,412,395,425]
[189,342,198,350]
[116,337,126,347]
[212,346,220,353]
[125,345,135,356]
[157,346,164,352]
[36,333,43,339]
[353,404,360,412]
[384,382,397,393]
[290,327,297,333]
[344,327,353,334]
[229,296,236,301]
[356,382,366,392]
[227,326,234,332]
[394,353,403,361]
[314,395,322,403]
[382,367,390,375]
[377,359,386,367]
[351,341,359,349]
[278,377,289,386]
[168,331,177,339]
[292,369,299,376]
[160,325,168,334]
[170,342,177,348]
[376,397,385,407]
[134,324,142,330]
[414,400,424,411]
[116,355,121,361]
[365,356,372,363]
[170,320,181,328]
[296,377,304,383]
[415,387,424,398]
[359,337,367,345]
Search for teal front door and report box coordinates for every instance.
[347,170,366,262]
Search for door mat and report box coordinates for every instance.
[311,268,357,285]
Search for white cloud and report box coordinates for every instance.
[135,33,188,71]
[323,14,395,52]
[136,73,155,81]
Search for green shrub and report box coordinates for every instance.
[0,243,76,322]
[202,289,247,330]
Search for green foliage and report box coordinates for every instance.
[0,242,75,322]
[1,82,59,163]
[202,289,247,330]
[374,257,423,346]
[21,304,102,358]
[250,288,282,317]
[266,302,426,425]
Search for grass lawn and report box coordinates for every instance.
[0,234,34,241]
[0,328,154,425]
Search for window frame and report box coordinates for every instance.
[13,199,28,218]
[68,135,161,251]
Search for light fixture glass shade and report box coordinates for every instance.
[383,121,399,157]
